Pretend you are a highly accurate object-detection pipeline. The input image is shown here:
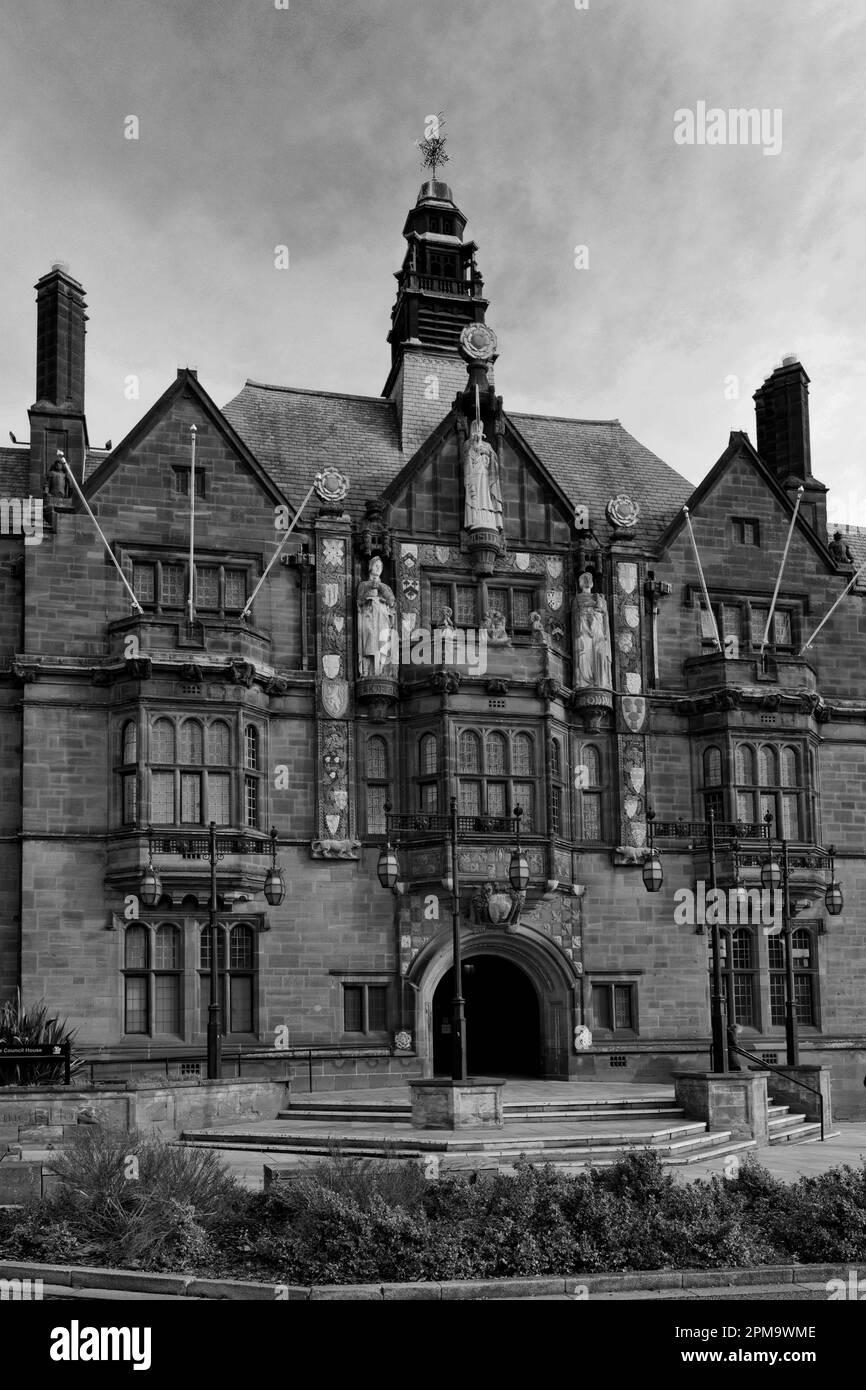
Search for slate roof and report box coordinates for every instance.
[0,446,29,495]
[222,382,403,522]
[222,381,694,545]
[509,413,693,547]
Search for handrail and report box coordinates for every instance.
[728,1042,824,1141]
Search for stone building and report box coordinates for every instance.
[2,177,865,1115]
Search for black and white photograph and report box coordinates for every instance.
[1,0,865,1367]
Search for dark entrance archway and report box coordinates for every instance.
[432,954,541,1077]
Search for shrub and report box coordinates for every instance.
[277,1147,429,1218]
[0,989,84,1085]
[45,1126,242,1268]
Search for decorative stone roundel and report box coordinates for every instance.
[459,323,498,363]
[314,468,350,503]
[606,494,640,530]
[394,1030,413,1052]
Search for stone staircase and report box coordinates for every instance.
[767,1103,825,1145]
[179,1091,761,1171]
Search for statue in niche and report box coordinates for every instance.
[45,454,69,499]
[461,418,503,532]
[574,572,612,690]
[829,531,854,566]
[357,555,396,677]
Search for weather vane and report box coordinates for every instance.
[417,113,449,182]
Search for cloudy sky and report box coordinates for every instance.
[1,0,864,519]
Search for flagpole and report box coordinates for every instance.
[59,454,143,614]
[761,485,803,656]
[683,506,722,651]
[188,425,197,623]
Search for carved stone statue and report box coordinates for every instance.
[436,605,455,629]
[574,572,612,690]
[530,610,548,646]
[829,531,854,566]
[484,608,509,645]
[45,455,69,499]
[357,556,396,677]
[462,418,503,532]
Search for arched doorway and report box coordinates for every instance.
[432,954,541,1077]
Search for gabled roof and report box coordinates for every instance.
[657,430,836,570]
[222,380,403,523]
[84,369,287,509]
[509,412,693,547]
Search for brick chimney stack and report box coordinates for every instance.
[28,262,90,491]
[753,356,827,542]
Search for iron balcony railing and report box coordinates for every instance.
[385,812,522,838]
[650,819,771,841]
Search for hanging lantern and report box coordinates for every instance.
[263,827,286,906]
[508,846,530,892]
[761,850,782,892]
[377,843,399,890]
[140,857,162,908]
[642,849,663,893]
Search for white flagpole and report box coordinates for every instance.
[683,506,721,651]
[188,425,197,623]
[59,455,143,613]
[799,557,866,654]
[761,485,803,656]
[241,478,320,621]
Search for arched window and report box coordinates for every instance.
[735,744,755,785]
[577,744,602,841]
[703,747,722,786]
[758,745,776,787]
[702,745,724,821]
[179,720,203,765]
[244,727,261,829]
[119,721,139,826]
[420,733,438,776]
[711,927,756,1029]
[459,731,480,773]
[550,738,567,837]
[153,924,181,1033]
[366,737,391,835]
[735,744,757,825]
[199,924,255,1034]
[123,925,149,1035]
[582,745,600,786]
[550,739,562,780]
[207,721,231,765]
[122,721,138,764]
[513,733,533,776]
[770,928,817,1026]
[367,737,388,780]
[780,746,797,788]
[486,732,507,775]
[151,719,175,764]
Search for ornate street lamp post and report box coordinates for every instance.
[761,818,842,1066]
[141,824,285,1079]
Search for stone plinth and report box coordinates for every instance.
[765,1065,832,1127]
[673,1070,770,1142]
[409,1078,505,1130]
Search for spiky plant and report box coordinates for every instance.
[0,988,83,1085]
